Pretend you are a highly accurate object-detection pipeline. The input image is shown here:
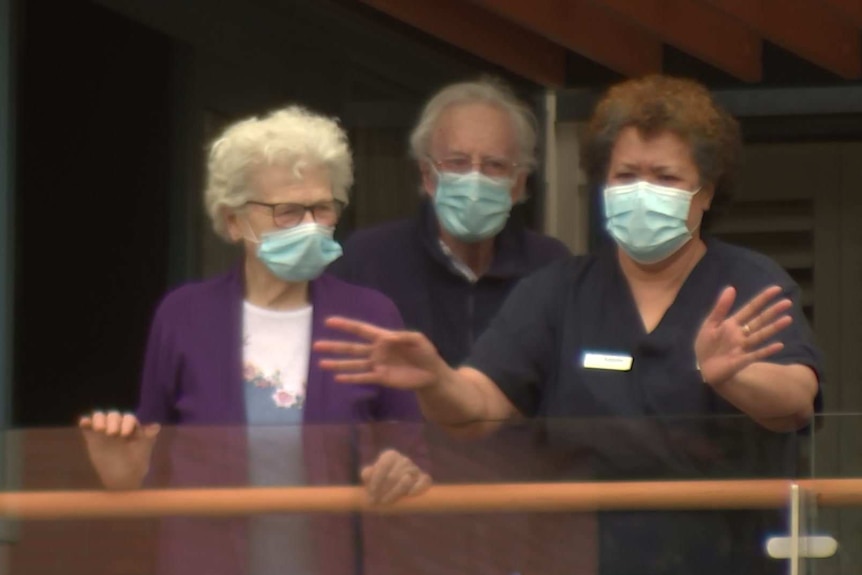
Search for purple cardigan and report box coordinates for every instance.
[137,267,420,426]
[135,267,423,575]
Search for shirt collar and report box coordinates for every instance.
[438,238,479,283]
[416,198,533,280]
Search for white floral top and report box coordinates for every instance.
[241,301,315,574]
[241,301,312,423]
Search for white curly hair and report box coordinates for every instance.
[205,105,353,240]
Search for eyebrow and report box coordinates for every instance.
[442,150,509,159]
[616,162,679,172]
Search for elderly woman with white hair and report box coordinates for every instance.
[79,106,429,575]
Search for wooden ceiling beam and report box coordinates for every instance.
[819,0,862,29]
[358,0,567,87]
[589,0,762,82]
[468,0,663,78]
[707,0,862,79]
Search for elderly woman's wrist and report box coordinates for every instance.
[99,466,146,490]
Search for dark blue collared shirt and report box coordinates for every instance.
[468,237,823,575]
[329,200,570,366]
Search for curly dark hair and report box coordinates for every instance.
[581,75,742,229]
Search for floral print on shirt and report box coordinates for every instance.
[243,362,306,409]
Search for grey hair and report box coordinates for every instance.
[409,77,538,171]
[204,105,353,240]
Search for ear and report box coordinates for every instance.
[223,207,244,243]
[420,161,437,198]
[511,171,528,203]
[700,183,716,211]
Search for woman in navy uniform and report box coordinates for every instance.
[316,75,822,575]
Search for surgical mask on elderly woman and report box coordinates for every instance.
[603,180,701,264]
[254,222,343,282]
[434,170,513,242]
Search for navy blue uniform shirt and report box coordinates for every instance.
[468,237,823,575]
[329,200,570,366]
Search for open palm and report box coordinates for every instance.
[314,317,447,390]
[695,285,793,386]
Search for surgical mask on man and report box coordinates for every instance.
[433,170,513,242]
[603,180,701,264]
[252,222,343,281]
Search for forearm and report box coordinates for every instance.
[417,366,487,424]
[417,366,515,435]
[710,363,818,431]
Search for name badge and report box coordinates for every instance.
[582,352,633,371]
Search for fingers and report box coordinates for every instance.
[333,373,385,384]
[80,411,142,439]
[745,298,792,335]
[90,411,111,434]
[318,359,372,372]
[364,449,400,501]
[360,465,374,485]
[141,423,161,439]
[378,473,420,505]
[120,414,138,437]
[407,472,433,496]
[725,340,786,378]
[323,317,391,341]
[317,356,380,382]
[362,449,426,505]
[313,341,372,357]
[704,287,736,327]
[315,331,426,356]
[734,285,784,326]
[746,315,793,349]
[380,468,431,504]
[747,341,785,363]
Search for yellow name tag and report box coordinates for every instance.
[582,352,633,371]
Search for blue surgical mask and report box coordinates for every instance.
[603,180,700,264]
[253,222,343,282]
[433,170,513,242]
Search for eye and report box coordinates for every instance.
[313,203,336,216]
[482,158,513,176]
[274,204,303,218]
[441,156,472,173]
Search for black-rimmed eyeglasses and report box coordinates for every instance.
[244,199,345,229]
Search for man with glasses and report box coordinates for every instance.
[330,77,569,368]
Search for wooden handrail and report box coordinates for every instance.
[0,478,860,520]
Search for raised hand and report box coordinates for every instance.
[695,285,793,387]
[314,317,448,390]
[79,411,160,490]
